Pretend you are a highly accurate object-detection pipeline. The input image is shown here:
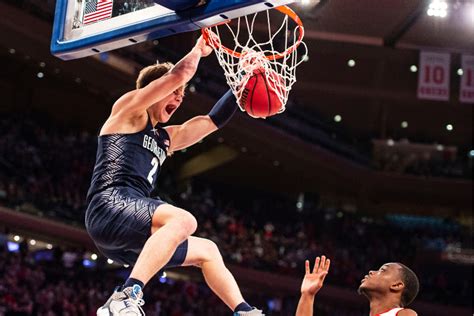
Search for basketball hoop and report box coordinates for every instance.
[202,5,307,114]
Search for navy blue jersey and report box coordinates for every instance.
[86,116,170,201]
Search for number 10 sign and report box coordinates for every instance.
[418,51,451,101]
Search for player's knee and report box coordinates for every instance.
[173,210,197,237]
[203,239,222,261]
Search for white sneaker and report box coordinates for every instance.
[97,285,145,316]
[233,308,265,316]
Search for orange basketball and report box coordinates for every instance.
[240,68,283,118]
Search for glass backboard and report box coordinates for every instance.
[51,0,298,60]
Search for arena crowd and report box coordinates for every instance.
[0,112,471,313]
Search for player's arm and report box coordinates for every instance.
[398,309,417,316]
[112,36,213,116]
[164,90,237,152]
[295,256,330,316]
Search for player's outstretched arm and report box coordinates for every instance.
[295,256,330,316]
[113,36,213,116]
[164,90,237,152]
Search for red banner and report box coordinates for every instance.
[460,55,474,104]
[418,52,450,101]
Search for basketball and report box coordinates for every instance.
[240,68,283,119]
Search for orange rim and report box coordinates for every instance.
[201,5,304,61]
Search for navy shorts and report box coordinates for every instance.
[85,187,188,267]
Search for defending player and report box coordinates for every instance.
[296,257,419,316]
[85,36,263,315]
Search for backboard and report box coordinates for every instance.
[51,0,298,60]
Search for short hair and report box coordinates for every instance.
[397,263,420,307]
[136,62,174,89]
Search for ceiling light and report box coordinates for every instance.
[91,253,98,260]
[401,121,408,128]
[436,144,444,151]
[446,124,454,131]
[39,62,46,68]
[29,239,36,246]
[427,1,448,18]
[469,4,474,25]
[457,68,463,76]
[387,139,395,146]
[347,59,356,67]
[469,150,474,157]
[13,235,20,242]
[107,259,114,264]
[410,65,417,73]
[46,244,53,249]
[334,115,342,122]
[37,72,44,79]
[9,48,15,54]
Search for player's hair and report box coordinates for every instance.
[397,263,420,307]
[136,62,174,89]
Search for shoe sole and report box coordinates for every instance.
[97,307,112,316]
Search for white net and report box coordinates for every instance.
[203,6,307,114]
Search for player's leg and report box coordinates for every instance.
[97,203,196,316]
[183,236,263,315]
[127,203,197,285]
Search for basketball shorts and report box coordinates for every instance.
[85,187,188,267]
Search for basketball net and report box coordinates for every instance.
[203,6,307,114]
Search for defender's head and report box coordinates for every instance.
[358,262,419,307]
[136,62,185,123]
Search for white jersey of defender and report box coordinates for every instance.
[378,308,404,316]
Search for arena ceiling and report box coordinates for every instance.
[301,0,474,52]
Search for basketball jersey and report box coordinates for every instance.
[377,308,404,316]
[86,116,170,200]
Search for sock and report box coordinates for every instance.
[123,278,144,292]
[234,302,252,313]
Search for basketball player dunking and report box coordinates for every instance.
[296,257,419,316]
[85,36,263,315]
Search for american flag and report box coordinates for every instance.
[83,0,113,25]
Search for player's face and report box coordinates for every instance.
[358,263,402,295]
[159,87,184,123]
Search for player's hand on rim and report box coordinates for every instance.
[195,35,213,57]
[301,256,331,297]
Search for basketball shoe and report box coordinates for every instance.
[233,308,265,315]
[97,285,145,316]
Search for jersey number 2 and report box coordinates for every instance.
[147,157,159,184]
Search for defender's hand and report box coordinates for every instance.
[195,35,213,57]
[301,256,330,297]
